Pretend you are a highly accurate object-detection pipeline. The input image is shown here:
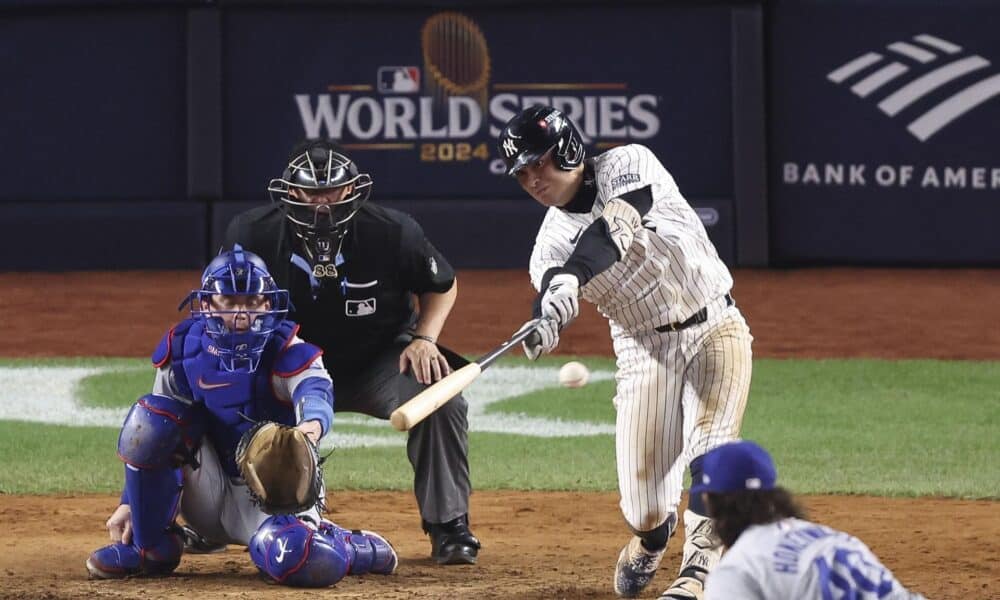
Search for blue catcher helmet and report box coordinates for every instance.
[185,244,290,372]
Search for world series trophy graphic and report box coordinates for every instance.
[421,12,491,112]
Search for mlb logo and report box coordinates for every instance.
[345,298,377,317]
[378,67,420,93]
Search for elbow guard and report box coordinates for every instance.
[601,198,642,259]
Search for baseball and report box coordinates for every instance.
[558,361,590,388]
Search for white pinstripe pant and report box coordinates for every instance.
[612,299,753,532]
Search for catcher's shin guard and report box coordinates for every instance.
[86,531,183,579]
[321,522,398,575]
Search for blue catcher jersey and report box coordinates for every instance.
[151,318,326,477]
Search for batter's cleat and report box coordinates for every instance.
[179,524,227,554]
[86,538,182,580]
[659,567,707,600]
[614,535,665,598]
[423,515,481,565]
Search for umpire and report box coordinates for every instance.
[223,139,480,565]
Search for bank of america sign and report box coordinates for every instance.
[828,34,1000,141]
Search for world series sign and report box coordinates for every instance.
[223,6,735,200]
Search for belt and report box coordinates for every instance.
[655,293,734,333]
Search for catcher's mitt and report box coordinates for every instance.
[235,421,325,515]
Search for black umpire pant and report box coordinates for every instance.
[331,338,471,526]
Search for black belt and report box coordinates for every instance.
[655,293,734,333]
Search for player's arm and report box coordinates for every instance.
[551,185,653,287]
[399,215,459,384]
[272,340,334,445]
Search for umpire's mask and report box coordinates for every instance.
[268,141,373,267]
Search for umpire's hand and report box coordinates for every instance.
[399,338,453,384]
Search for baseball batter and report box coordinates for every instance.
[697,441,926,600]
[86,246,396,586]
[499,106,754,600]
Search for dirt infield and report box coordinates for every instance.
[1,268,998,599]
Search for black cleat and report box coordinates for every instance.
[179,524,227,554]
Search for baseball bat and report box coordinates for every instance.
[389,323,543,431]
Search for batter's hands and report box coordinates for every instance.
[539,273,580,327]
[519,318,559,361]
[106,504,132,544]
[400,338,452,385]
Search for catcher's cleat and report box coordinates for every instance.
[179,524,227,554]
[424,515,480,565]
[659,567,707,600]
[86,537,181,580]
[614,535,666,598]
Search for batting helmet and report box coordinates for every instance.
[184,244,290,372]
[497,105,585,176]
[267,140,373,263]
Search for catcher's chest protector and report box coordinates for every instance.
[151,318,303,476]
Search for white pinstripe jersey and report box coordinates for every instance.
[529,144,732,333]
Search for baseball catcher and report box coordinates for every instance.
[86,245,396,586]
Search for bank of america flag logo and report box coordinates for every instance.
[828,34,1000,142]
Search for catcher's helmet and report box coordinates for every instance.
[185,244,290,372]
[497,105,585,176]
[267,140,373,265]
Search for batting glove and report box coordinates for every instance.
[538,273,580,328]
[519,318,559,361]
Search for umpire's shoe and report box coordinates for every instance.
[614,536,666,598]
[423,514,481,565]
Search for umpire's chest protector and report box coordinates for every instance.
[151,319,311,475]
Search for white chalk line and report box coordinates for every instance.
[0,365,615,449]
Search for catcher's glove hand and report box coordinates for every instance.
[235,421,325,515]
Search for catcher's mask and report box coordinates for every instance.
[267,141,373,266]
[497,105,585,177]
[183,244,289,372]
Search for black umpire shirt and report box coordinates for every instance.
[223,203,456,378]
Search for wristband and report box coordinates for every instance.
[411,333,437,344]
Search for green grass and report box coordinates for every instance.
[0,357,997,498]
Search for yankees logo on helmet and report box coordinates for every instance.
[497,105,585,176]
[501,137,519,158]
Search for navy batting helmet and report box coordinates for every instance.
[497,106,585,176]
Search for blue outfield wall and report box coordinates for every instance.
[0,2,756,270]
[2,1,997,269]
[767,0,1000,265]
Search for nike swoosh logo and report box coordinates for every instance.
[569,227,583,244]
[197,376,233,390]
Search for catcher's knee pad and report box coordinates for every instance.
[118,394,197,469]
[250,515,351,587]
[321,522,398,575]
